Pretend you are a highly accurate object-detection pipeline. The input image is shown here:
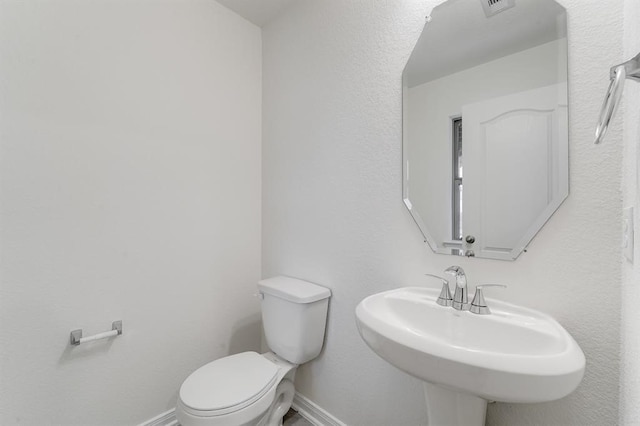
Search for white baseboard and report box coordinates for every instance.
[138,393,345,426]
[292,393,347,426]
[138,408,178,426]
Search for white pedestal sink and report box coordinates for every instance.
[355,287,585,426]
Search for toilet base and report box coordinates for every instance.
[266,379,295,426]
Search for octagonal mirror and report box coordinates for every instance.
[402,0,569,260]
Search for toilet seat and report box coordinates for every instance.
[179,352,279,417]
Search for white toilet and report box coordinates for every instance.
[176,276,331,426]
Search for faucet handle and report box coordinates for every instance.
[470,284,507,315]
[424,274,453,307]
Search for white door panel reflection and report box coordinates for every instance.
[462,84,568,259]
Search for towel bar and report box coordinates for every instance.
[594,51,640,145]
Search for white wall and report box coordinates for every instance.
[0,1,262,424]
[620,0,640,422]
[407,39,567,246]
[263,0,623,425]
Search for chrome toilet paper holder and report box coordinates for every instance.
[70,321,122,346]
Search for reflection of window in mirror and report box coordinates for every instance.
[452,117,463,241]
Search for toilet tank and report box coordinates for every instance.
[258,276,331,365]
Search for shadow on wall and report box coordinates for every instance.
[228,314,262,355]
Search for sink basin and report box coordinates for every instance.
[355,287,585,406]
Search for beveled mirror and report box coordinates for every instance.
[402,0,568,260]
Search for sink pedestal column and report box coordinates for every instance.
[423,382,487,426]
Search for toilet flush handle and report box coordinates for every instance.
[253,292,264,300]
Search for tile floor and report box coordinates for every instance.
[283,408,313,426]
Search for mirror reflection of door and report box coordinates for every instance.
[462,84,568,258]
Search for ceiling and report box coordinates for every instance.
[215,0,297,26]
[214,0,567,83]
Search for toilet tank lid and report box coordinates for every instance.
[258,276,331,303]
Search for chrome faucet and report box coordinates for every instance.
[469,284,507,315]
[424,273,453,307]
[444,266,469,311]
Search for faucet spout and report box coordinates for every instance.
[444,266,469,311]
[444,266,466,288]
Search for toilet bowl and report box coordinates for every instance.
[176,352,296,426]
[176,276,331,426]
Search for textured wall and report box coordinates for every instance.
[0,1,262,424]
[620,0,640,422]
[263,0,624,425]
